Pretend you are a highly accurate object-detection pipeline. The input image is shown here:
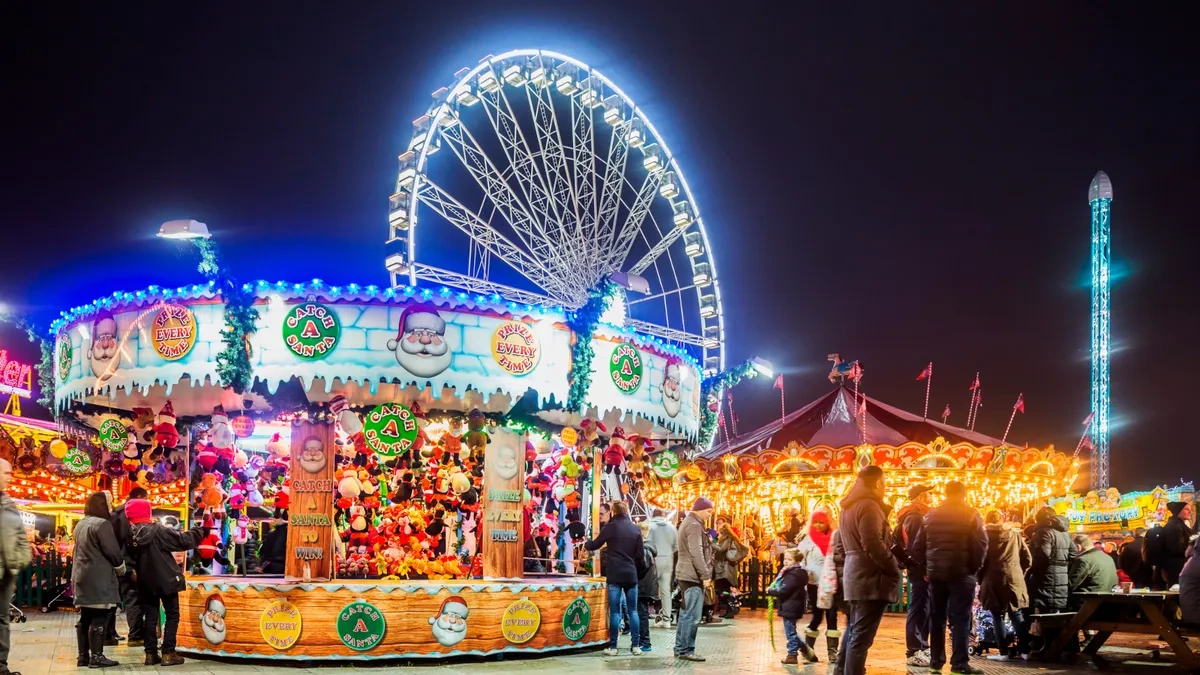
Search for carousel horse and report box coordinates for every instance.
[827,354,863,383]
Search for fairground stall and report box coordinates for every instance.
[41,49,759,661]
[651,386,1081,531]
[1047,483,1195,538]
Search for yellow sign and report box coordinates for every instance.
[560,427,578,447]
[490,321,540,376]
[149,304,197,361]
[260,599,302,650]
[500,598,540,644]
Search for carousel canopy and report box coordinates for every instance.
[701,386,1016,460]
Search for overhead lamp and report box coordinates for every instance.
[659,172,680,199]
[750,357,775,378]
[684,232,704,258]
[609,271,650,295]
[396,151,418,188]
[503,63,527,86]
[642,143,663,173]
[157,220,211,240]
[672,201,694,228]
[602,95,623,125]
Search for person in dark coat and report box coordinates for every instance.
[1026,508,1075,611]
[1161,502,1195,587]
[833,466,900,675]
[977,511,1030,659]
[913,481,987,675]
[1180,540,1200,624]
[893,484,933,666]
[72,492,125,668]
[768,548,818,665]
[635,532,658,653]
[1068,535,1119,608]
[128,499,207,666]
[258,522,288,574]
[106,487,148,647]
[1119,529,1150,588]
[584,501,646,655]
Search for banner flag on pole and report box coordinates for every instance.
[916,363,931,381]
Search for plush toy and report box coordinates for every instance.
[266,433,290,470]
[209,405,235,451]
[338,468,363,500]
[273,478,291,519]
[130,407,156,446]
[242,455,264,481]
[198,472,227,511]
[231,515,250,545]
[580,418,606,446]
[227,483,246,513]
[195,514,231,568]
[464,409,489,457]
[151,400,180,450]
[390,470,415,504]
[246,483,265,508]
[195,441,219,472]
[121,433,143,473]
[558,452,583,480]
[232,448,248,471]
[329,394,364,438]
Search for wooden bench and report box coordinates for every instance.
[1043,591,1198,670]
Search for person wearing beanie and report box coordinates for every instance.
[1161,501,1195,587]
[129,500,207,666]
[673,496,714,662]
[107,487,149,648]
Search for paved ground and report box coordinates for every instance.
[6,608,1196,674]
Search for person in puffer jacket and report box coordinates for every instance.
[795,510,840,663]
[768,548,818,665]
[1022,507,1076,656]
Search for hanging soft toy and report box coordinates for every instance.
[196,514,231,569]
[242,455,264,481]
[227,483,246,514]
[442,433,467,466]
[246,482,265,509]
[122,433,143,474]
[627,435,648,495]
[232,448,248,472]
[152,400,180,451]
[195,438,219,472]
[360,470,380,513]
[602,427,629,498]
[389,470,415,504]
[580,418,606,447]
[273,478,291,519]
[197,472,227,512]
[411,402,431,459]
[131,407,156,446]
[338,467,363,500]
[266,433,290,471]
[208,405,235,453]
[464,408,489,458]
[231,515,251,545]
[330,394,369,466]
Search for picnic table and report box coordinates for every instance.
[1043,590,1198,670]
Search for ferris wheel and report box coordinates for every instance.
[385,49,725,374]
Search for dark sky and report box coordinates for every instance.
[5,3,1198,489]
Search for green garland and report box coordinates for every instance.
[766,595,776,651]
[193,239,258,394]
[564,281,620,413]
[696,360,761,449]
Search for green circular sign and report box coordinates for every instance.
[63,447,92,475]
[562,596,591,642]
[97,419,127,454]
[282,302,340,360]
[609,343,644,394]
[651,449,681,479]
[56,339,72,381]
[336,600,386,651]
[362,403,419,458]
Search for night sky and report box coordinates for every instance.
[5,3,1198,489]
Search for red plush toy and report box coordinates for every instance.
[154,400,180,450]
[197,514,222,563]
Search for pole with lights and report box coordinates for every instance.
[1087,172,1112,489]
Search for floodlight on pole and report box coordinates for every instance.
[157,219,211,240]
[750,357,774,378]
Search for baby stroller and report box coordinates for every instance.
[969,603,1014,656]
[8,604,26,624]
[40,579,73,613]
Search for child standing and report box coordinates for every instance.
[636,524,659,652]
[795,510,839,662]
[127,499,206,666]
[768,548,817,665]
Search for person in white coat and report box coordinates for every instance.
[646,509,678,625]
[794,509,840,663]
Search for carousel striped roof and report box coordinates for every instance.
[700,386,1015,460]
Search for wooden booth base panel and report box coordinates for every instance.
[177,576,609,661]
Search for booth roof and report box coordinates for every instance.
[700,386,1017,460]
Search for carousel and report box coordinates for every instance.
[650,386,1081,529]
[42,49,745,661]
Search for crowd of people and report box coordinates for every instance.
[584,465,1199,674]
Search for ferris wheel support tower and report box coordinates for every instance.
[1088,171,1113,489]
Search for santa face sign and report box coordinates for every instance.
[88,312,121,381]
[199,594,227,645]
[299,436,326,474]
[428,596,469,647]
[662,361,683,418]
[387,304,452,378]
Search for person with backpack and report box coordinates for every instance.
[893,484,933,667]
[768,547,818,665]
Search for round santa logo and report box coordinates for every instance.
[62,446,92,475]
[662,359,683,418]
[609,343,643,394]
[87,310,121,381]
[97,419,127,453]
[149,304,196,361]
[282,302,340,360]
[298,435,327,474]
[651,449,680,479]
[362,403,419,459]
[337,600,386,651]
[387,304,452,378]
[199,593,227,645]
[260,599,302,650]
[55,336,72,382]
[562,596,591,642]
[501,598,540,644]
[490,321,540,376]
[428,595,469,647]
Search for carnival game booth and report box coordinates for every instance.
[1047,483,1195,537]
[651,387,1081,529]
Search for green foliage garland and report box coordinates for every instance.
[565,281,620,413]
[193,239,258,394]
[696,360,761,450]
[766,595,776,651]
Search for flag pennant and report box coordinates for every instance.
[1014,394,1025,414]
[858,398,867,416]
[716,413,726,427]
[942,404,951,421]
[969,373,980,391]
[1081,435,1094,451]
[1083,411,1095,426]
[774,374,784,390]
[916,363,931,381]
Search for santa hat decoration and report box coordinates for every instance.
[157,400,177,426]
[437,596,469,620]
[204,594,226,618]
[611,427,627,441]
[202,513,215,530]
[211,404,228,422]
[154,400,180,449]
[388,304,447,351]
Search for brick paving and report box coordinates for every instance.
[5,608,1195,674]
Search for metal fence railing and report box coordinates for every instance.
[14,552,71,609]
[736,557,912,613]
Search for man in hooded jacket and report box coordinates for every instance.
[893,484,933,666]
[1021,507,1075,656]
[646,508,677,625]
[833,466,900,675]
